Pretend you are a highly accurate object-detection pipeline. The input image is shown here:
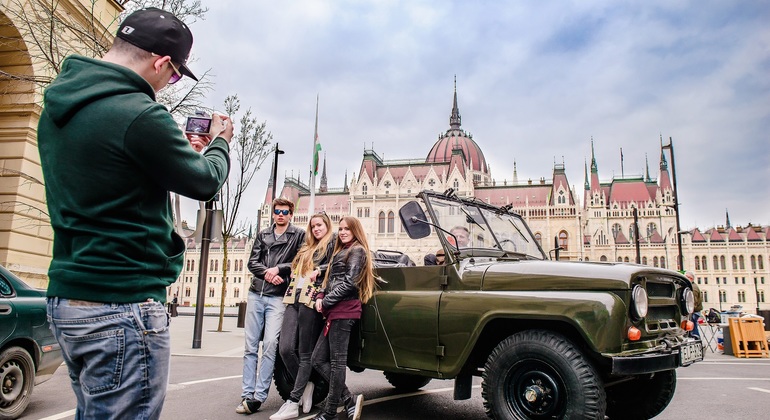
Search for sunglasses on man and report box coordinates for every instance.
[273,209,291,216]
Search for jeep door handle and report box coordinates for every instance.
[0,304,11,315]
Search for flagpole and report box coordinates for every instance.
[308,94,319,216]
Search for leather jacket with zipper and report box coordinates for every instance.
[321,244,367,310]
[248,223,305,296]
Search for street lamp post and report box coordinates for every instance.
[754,272,760,314]
[661,137,683,272]
[271,143,285,203]
[192,196,217,349]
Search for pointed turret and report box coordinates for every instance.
[450,75,462,129]
[319,154,328,193]
[513,160,518,184]
[584,159,589,190]
[590,140,601,194]
[725,209,731,228]
[645,153,651,182]
[343,170,349,193]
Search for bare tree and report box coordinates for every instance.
[1,0,211,113]
[0,169,48,230]
[216,95,273,331]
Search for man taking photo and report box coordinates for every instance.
[38,7,232,419]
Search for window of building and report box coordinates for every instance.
[600,255,608,262]
[653,256,659,267]
[660,256,666,269]
[628,225,636,242]
[735,277,739,284]
[210,259,215,271]
[185,287,191,297]
[760,290,765,303]
[227,259,231,272]
[704,277,708,285]
[357,208,362,217]
[738,290,746,303]
[558,231,568,251]
[387,211,395,233]
[751,255,757,270]
[701,256,707,270]
[759,256,765,270]
[362,183,368,196]
[208,288,215,298]
[617,257,623,262]
[365,208,370,218]
[453,179,459,190]
[234,288,240,298]
[378,211,386,233]
[742,277,746,284]
[702,290,708,303]
[694,256,701,270]
[612,223,622,239]
[624,257,629,263]
[646,223,657,238]
[739,255,745,270]
[642,256,647,265]
[720,255,726,270]
[719,290,727,303]
[713,256,719,270]
[534,232,542,248]
[732,255,738,270]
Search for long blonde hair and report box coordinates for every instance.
[292,213,333,277]
[322,216,376,303]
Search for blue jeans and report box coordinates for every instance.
[242,290,285,402]
[312,319,356,417]
[47,297,170,420]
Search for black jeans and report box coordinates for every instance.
[279,301,323,401]
[311,318,356,416]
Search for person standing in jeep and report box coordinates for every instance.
[237,198,305,414]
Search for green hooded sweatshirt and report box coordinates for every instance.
[38,55,230,303]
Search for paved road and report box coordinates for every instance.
[21,314,770,419]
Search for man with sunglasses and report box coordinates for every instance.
[240,198,306,414]
[37,7,232,419]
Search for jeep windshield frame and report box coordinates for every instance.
[420,191,547,260]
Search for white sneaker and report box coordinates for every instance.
[269,400,299,420]
[301,382,315,413]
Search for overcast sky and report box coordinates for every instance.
[183,0,769,231]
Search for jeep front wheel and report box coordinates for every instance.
[606,370,676,420]
[482,330,606,420]
[383,372,432,392]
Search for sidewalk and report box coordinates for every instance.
[169,309,245,357]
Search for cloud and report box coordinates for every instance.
[186,0,769,229]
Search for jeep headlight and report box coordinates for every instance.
[631,285,648,319]
[681,288,694,314]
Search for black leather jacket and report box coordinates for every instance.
[321,244,367,310]
[248,224,305,296]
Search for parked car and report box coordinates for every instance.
[0,264,62,419]
[275,190,702,419]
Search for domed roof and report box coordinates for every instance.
[425,85,489,174]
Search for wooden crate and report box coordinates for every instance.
[729,317,769,358]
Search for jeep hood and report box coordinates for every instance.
[472,260,685,291]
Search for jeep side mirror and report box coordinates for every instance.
[399,201,432,239]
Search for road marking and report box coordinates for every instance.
[679,377,770,381]
[178,374,242,386]
[749,387,770,394]
[37,409,76,420]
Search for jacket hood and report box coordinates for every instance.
[43,55,156,127]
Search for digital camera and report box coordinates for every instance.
[184,115,213,135]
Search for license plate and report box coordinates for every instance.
[680,341,703,365]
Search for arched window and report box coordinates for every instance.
[642,256,648,265]
[720,256,726,270]
[646,223,657,238]
[694,256,701,270]
[534,232,542,247]
[660,256,666,269]
[558,231,568,251]
[739,255,745,270]
[227,259,231,271]
[387,211,395,233]
[215,260,219,271]
[617,257,623,262]
[611,223,622,239]
[362,183,368,196]
[600,255,608,262]
[378,211,386,233]
[653,256,659,267]
[624,257,630,263]
[732,256,738,270]
[210,259,215,271]
[701,256,707,270]
[713,256,719,270]
[759,256,765,270]
[628,225,636,242]
[751,255,757,270]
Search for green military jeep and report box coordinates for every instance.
[276,190,702,419]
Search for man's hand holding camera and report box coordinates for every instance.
[185,113,233,152]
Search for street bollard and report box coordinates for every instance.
[237,301,247,328]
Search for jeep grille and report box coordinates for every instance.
[637,276,683,334]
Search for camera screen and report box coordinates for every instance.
[185,117,212,134]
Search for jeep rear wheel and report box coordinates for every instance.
[482,330,606,420]
[383,372,432,392]
[606,370,676,420]
[0,346,35,419]
[273,355,328,408]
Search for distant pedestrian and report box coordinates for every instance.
[685,271,703,338]
[238,198,305,414]
[271,213,335,420]
[39,7,232,419]
[311,216,375,420]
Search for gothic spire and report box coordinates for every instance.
[450,75,462,129]
[584,159,590,190]
[590,138,598,173]
[645,153,651,182]
[319,153,328,193]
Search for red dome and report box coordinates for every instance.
[426,130,489,174]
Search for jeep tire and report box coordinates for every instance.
[272,355,327,408]
[482,330,606,420]
[606,370,676,420]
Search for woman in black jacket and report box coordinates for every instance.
[310,216,375,420]
[271,213,335,420]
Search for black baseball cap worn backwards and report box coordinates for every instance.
[117,7,198,81]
